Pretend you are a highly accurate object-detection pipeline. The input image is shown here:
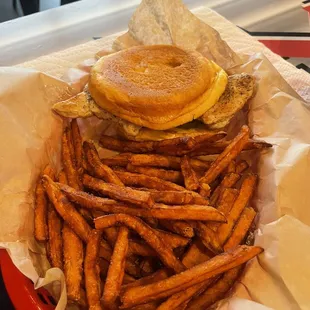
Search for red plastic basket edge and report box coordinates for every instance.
[0,249,55,310]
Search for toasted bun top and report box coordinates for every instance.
[89,45,227,130]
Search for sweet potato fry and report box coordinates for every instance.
[99,259,135,284]
[126,164,183,184]
[160,220,194,238]
[217,174,257,245]
[157,239,214,310]
[121,245,263,308]
[59,183,226,221]
[129,154,211,171]
[210,173,241,206]
[62,224,84,304]
[102,226,129,309]
[189,139,273,156]
[71,119,83,171]
[157,279,213,310]
[180,155,200,191]
[94,214,186,273]
[209,188,239,231]
[62,127,82,190]
[235,160,249,174]
[34,165,55,242]
[85,230,102,310]
[100,133,226,156]
[187,267,242,310]
[181,239,212,268]
[101,153,133,167]
[47,205,63,269]
[84,141,124,186]
[200,126,250,185]
[190,221,222,254]
[58,170,68,184]
[227,160,236,173]
[100,135,154,153]
[187,205,256,309]
[103,227,157,257]
[153,228,190,248]
[223,207,256,251]
[121,269,171,293]
[139,188,209,205]
[83,174,154,209]
[42,176,92,242]
[113,171,186,191]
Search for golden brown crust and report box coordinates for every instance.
[89,45,227,129]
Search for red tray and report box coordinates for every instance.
[0,249,55,310]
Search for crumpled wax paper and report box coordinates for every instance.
[0,0,310,309]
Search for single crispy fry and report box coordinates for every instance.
[160,220,194,238]
[187,267,242,310]
[34,165,55,242]
[217,174,257,245]
[62,127,82,190]
[180,155,200,191]
[71,119,83,171]
[126,164,183,184]
[189,139,273,156]
[199,183,211,198]
[84,141,124,186]
[209,188,239,231]
[103,227,157,257]
[121,269,171,293]
[102,226,129,310]
[140,188,209,206]
[101,153,133,167]
[129,154,211,171]
[223,207,256,251]
[58,170,68,184]
[47,205,63,269]
[121,245,263,308]
[114,171,186,191]
[94,214,186,273]
[190,221,222,254]
[64,128,92,222]
[100,135,154,153]
[235,160,249,174]
[153,228,190,248]
[227,160,236,173]
[100,133,226,156]
[210,173,241,206]
[63,224,84,304]
[42,176,92,242]
[200,126,250,184]
[34,179,49,242]
[59,183,226,221]
[181,239,211,268]
[99,259,135,284]
[85,230,102,310]
[83,174,154,209]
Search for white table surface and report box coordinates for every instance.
[0,0,307,66]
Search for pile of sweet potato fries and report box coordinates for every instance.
[34,120,270,309]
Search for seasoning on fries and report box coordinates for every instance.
[85,230,102,310]
[33,112,269,309]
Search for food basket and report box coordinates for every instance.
[0,249,55,310]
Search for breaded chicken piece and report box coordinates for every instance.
[201,73,255,129]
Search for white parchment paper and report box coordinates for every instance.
[0,1,310,309]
